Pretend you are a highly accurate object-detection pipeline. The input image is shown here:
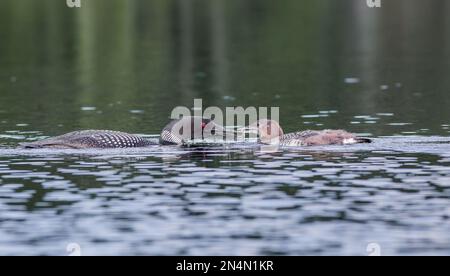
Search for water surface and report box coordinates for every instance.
[1,0,450,255]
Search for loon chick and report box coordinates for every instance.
[248,119,372,146]
[159,116,226,145]
[20,130,154,149]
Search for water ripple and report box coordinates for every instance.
[1,136,450,255]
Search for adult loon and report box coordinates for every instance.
[159,116,226,145]
[20,116,224,149]
[246,119,372,146]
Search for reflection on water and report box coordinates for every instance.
[1,0,450,255]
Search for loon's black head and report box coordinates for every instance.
[159,116,225,145]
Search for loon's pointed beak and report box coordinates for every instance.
[233,126,259,143]
[202,123,236,141]
[236,125,259,138]
[238,127,258,135]
[201,122,260,143]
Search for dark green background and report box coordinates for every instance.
[0,0,449,142]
